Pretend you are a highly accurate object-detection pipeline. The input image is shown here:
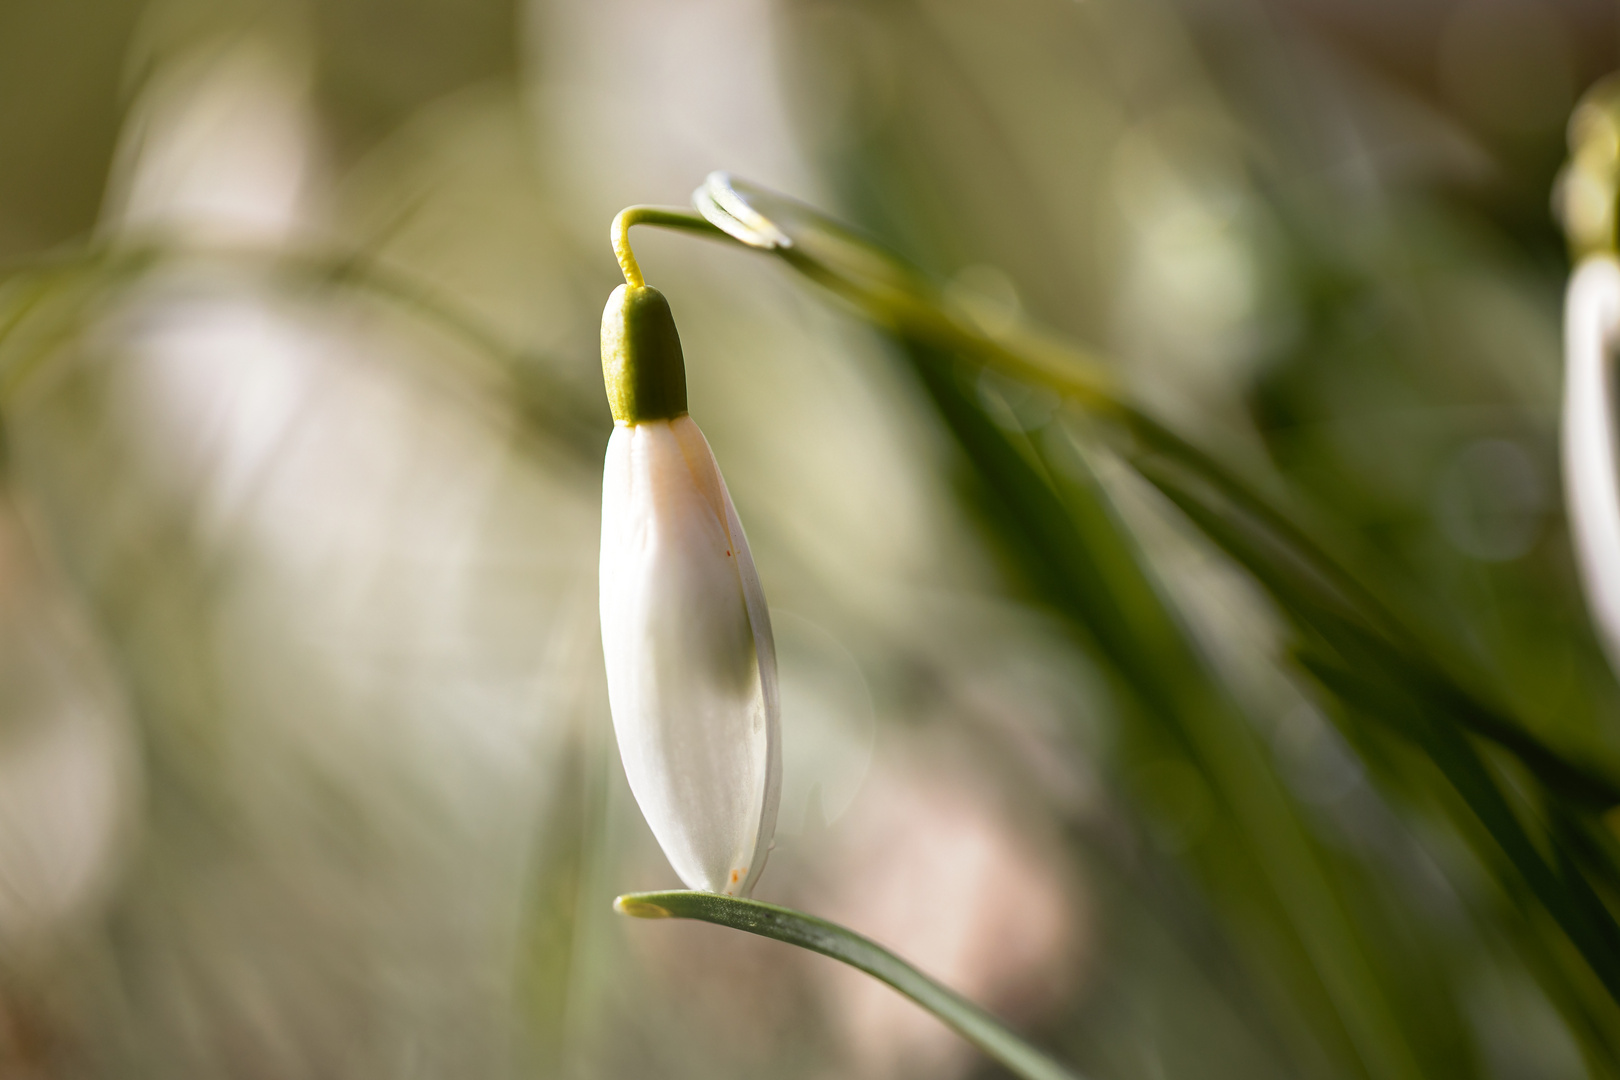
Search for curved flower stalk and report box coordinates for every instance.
[598,241,781,897]
[1564,255,1620,675]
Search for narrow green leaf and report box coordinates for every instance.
[1137,453,1620,809]
[1300,652,1620,987]
[904,342,1428,1079]
[614,890,1086,1080]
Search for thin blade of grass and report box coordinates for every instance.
[1136,453,1620,809]
[613,890,1085,1080]
[1299,653,1620,1002]
[905,342,1429,1080]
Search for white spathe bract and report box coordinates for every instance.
[1564,255,1620,675]
[600,414,781,895]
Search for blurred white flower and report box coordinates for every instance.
[599,285,780,896]
[1563,255,1620,674]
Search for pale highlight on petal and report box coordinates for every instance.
[600,415,780,895]
[1563,256,1620,675]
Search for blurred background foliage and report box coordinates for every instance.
[0,0,1618,1078]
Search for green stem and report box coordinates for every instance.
[610,206,733,288]
[614,890,1086,1080]
[623,196,1120,408]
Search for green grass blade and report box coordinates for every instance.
[614,890,1085,1080]
[1300,652,1620,986]
[1136,453,1620,809]
[903,343,1429,1079]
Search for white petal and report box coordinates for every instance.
[1564,255,1620,675]
[600,416,780,895]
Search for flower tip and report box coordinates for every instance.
[613,894,674,919]
[601,284,687,423]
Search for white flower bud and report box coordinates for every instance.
[598,284,781,896]
[1564,255,1620,674]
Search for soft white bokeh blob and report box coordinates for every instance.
[106,40,315,245]
[0,504,137,962]
[806,751,1079,1080]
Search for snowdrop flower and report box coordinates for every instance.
[599,281,781,896]
[1564,254,1620,675]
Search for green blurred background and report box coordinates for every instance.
[0,0,1618,1077]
